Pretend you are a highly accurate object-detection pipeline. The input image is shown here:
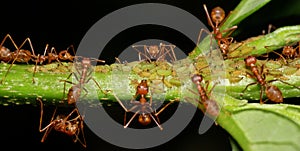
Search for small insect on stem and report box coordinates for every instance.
[241,56,300,104]
[197,4,238,58]
[112,79,174,130]
[36,98,86,148]
[186,74,220,117]
[132,43,177,63]
[60,56,107,105]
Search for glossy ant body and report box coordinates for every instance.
[36,98,86,148]
[198,4,238,57]
[112,79,174,130]
[242,56,300,104]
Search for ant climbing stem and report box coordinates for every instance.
[186,74,220,117]
[60,56,107,104]
[112,79,175,130]
[241,56,300,104]
[36,98,86,148]
[0,34,36,84]
[132,43,177,63]
[197,4,238,57]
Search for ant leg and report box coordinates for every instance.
[197,28,212,46]
[155,100,174,116]
[221,26,238,38]
[131,45,151,61]
[36,98,57,132]
[112,92,129,112]
[241,82,259,94]
[149,113,163,130]
[0,35,20,84]
[59,75,76,101]
[207,81,219,97]
[124,110,140,128]
[259,86,264,104]
[32,54,40,84]
[36,98,57,142]
[92,78,107,95]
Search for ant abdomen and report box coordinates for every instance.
[203,99,219,117]
[265,85,283,103]
[138,114,151,126]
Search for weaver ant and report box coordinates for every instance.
[32,44,75,83]
[241,56,300,104]
[60,56,106,105]
[36,98,86,148]
[0,34,36,84]
[185,73,220,117]
[281,42,300,60]
[132,43,177,62]
[112,79,174,130]
[197,4,238,57]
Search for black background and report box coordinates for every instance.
[0,0,300,151]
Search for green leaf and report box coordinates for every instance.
[216,94,300,151]
[221,0,271,31]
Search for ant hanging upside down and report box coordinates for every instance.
[112,79,175,130]
[241,56,300,104]
[36,98,86,148]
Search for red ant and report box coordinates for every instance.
[0,34,36,84]
[112,79,174,130]
[242,56,300,104]
[132,43,177,62]
[60,56,106,105]
[36,98,86,148]
[0,34,75,84]
[185,74,220,117]
[197,4,238,57]
[281,42,299,60]
[32,44,75,83]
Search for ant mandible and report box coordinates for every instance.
[197,4,238,57]
[36,98,86,148]
[112,79,174,130]
[242,56,300,104]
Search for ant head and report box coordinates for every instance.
[211,7,225,24]
[149,45,159,55]
[282,46,294,56]
[244,56,256,66]
[137,80,148,95]
[191,74,203,84]
[138,114,151,125]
